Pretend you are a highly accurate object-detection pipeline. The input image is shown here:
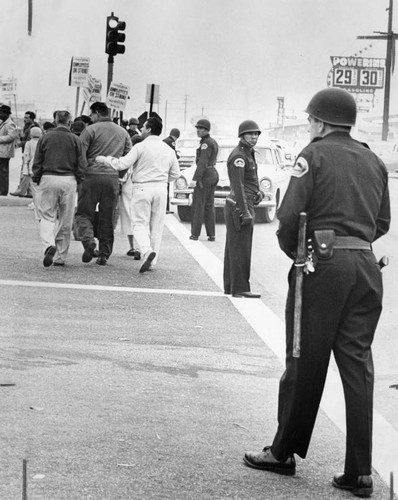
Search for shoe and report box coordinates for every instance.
[332,473,373,497]
[208,236,215,241]
[96,255,108,266]
[82,247,98,263]
[166,210,173,214]
[126,248,141,260]
[244,447,296,476]
[189,235,199,240]
[10,192,21,197]
[139,251,156,273]
[53,262,65,267]
[126,248,136,256]
[43,246,56,267]
[233,291,261,298]
[224,290,231,295]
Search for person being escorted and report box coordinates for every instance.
[96,115,180,273]
[223,120,263,299]
[32,111,86,267]
[74,102,132,265]
[0,104,18,196]
[190,118,219,241]
[163,127,180,214]
[243,88,390,498]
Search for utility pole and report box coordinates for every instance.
[28,0,33,36]
[183,94,188,130]
[358,0,398,140]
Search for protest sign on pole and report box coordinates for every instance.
[68,56,90,116]
[106,82,130,112]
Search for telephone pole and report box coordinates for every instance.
[358,0,398,140]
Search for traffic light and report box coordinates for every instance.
[105,13,126,56]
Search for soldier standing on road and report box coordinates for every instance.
[190,119,219,241]
[74,102,132,266]
[32,111,86,267]
[223,120,263,299]
[244,88,390,498]
[163,127,180,214]
[96,116,180,273]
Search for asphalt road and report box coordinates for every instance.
[0,155,397,499]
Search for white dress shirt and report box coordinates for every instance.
[104,135,180,183]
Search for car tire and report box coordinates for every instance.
[255,206,276,223]
[177,206,192,222]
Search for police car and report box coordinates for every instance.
[170,138,291,223]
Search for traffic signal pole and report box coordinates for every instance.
[107,54,114,94]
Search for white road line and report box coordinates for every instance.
[165,215,398,486]
[0,280,224,297]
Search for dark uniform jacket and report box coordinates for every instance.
[227,140,260,212]
[277,131,390,258]
[163,136,180,158]
[193,134,218,182]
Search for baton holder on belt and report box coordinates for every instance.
[293,212,307,358]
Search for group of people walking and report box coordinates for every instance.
[2,86,392,497]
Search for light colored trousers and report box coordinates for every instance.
[37,175,77,263]
[119,175,134,235]
[131,182,167,266]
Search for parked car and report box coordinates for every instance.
[175,137,198,170]
[170,138,291,223]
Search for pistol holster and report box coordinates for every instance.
[313,229,335,260]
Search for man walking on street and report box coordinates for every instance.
[0,104,18,196]
[96,116,180,273]
[74,101,132,266]
[223,120,263,299]
[243,88,390,498]
[190,119,219,241]
[32,110,86,267]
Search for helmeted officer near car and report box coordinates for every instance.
[223,120,263,298]
[243,88,390,498]
[190,118,219,241]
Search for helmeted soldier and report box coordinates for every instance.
[244,88,390,498]
[223,120,263,298]
[190,118,219,241]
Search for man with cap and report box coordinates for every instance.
[0,104,18,196]
[190,118,219,241]
[163,127,180,213]
[243,88,390,498]
[223,120,263,298]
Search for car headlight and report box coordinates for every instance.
[260,178,272,193]
[175,177,188,190]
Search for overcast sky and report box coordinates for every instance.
[1,0,397,134]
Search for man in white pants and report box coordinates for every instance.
[96,116,180,273]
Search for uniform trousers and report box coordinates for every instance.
[191,167,219,238]
[0,157,10,195]
[74,174,119,259]
[131,182,167,265]
[271,249,383,475]
[223,202,255,294]
[37,175,77,263]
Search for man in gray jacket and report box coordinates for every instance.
[0,104,18,196]
[74,102,132,265]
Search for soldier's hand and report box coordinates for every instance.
[241,212,253,226]
[254,190,264,205]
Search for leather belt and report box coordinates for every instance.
[334,236,371,250]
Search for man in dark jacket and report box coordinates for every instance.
[32,110,86,267]
[243,88,390,498]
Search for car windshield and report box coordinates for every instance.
[216,146,274,165]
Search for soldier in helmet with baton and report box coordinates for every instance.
[243,88,390,498]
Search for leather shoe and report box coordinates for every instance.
[189,235,199,240]
[332,473,373,497]
[43,246,56,267]
[139,251,156,273]
[126,248,141,260]
[53,262,65,267]
[96,255,108,266]
[244,447,295,476]
[233,291,261,298]
[208,236,215,241]
[82,247,98,263]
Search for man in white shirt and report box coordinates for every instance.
[96,116,180,273]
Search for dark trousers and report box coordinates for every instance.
[73,174,119,258]
[0,157,10,195]
[271,250,383,475]
[190,168,218,237]
[223,202,254,294]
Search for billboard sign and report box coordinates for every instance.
[330,56,385,93]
